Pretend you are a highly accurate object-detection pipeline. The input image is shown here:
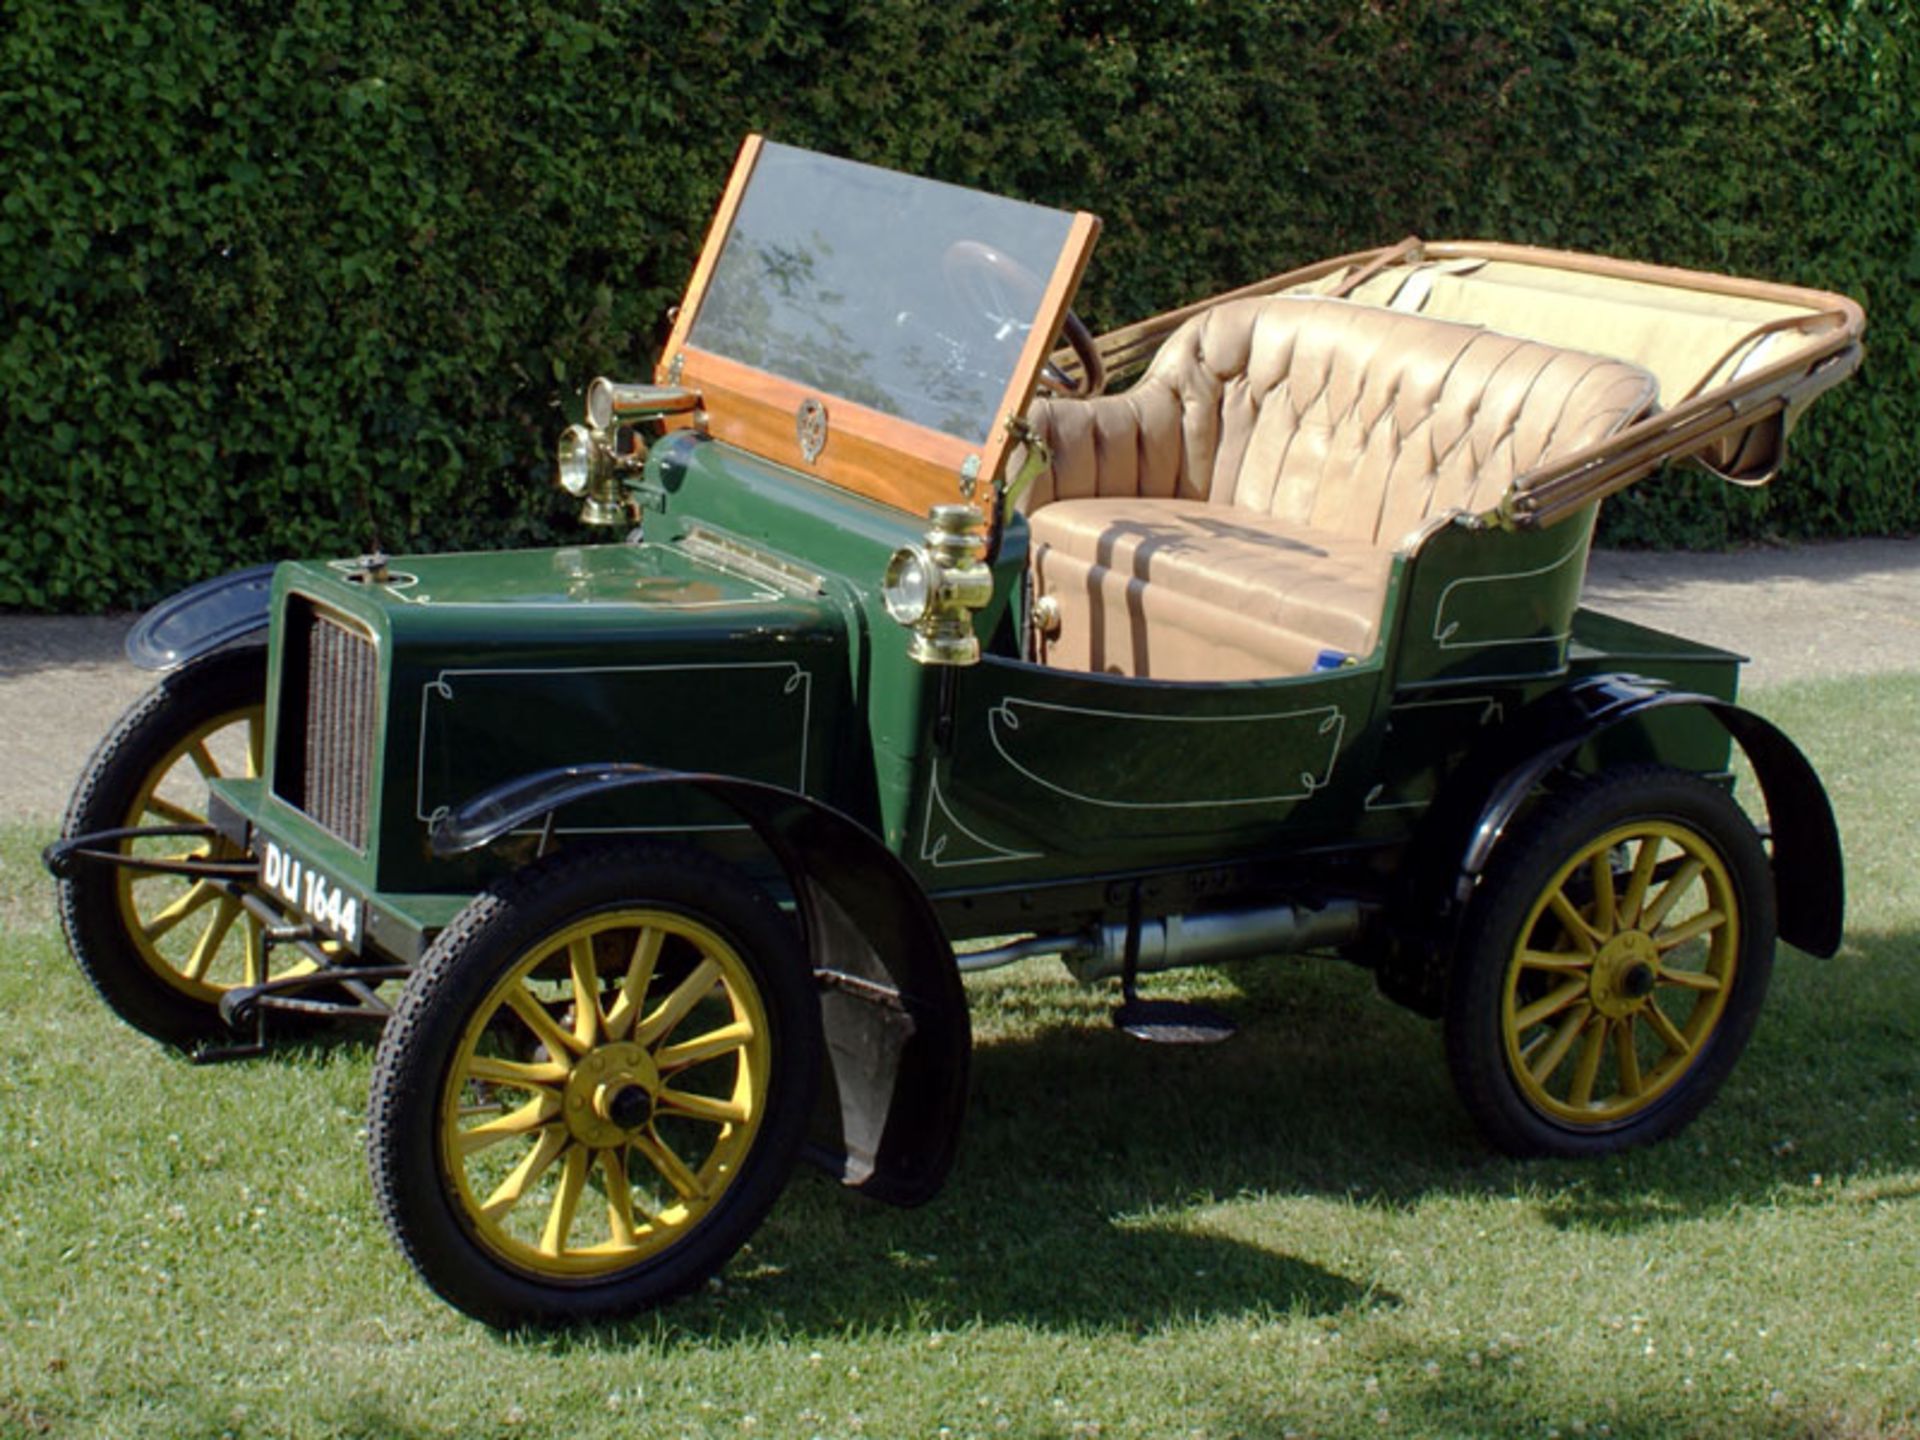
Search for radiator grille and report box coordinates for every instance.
[284,605,378,850]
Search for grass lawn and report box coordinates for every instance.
[2,673,1916,1440]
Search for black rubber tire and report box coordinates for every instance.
[1444,765,1776,1158]
[366,841,821,1328]
[56,644,267,1048]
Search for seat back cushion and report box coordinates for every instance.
[1343,256,1821,408]
[1021,296,1657,545]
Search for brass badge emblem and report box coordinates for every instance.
[796,397,828,464]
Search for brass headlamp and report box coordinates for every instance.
[556,377,699,526]
[883,503,993,666]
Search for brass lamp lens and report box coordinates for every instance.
[556,424,594,496]
[882,547,934,625]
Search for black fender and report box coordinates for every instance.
[1385,674,1843,1014]
[125,563,277,671]
[431,763,969,1209]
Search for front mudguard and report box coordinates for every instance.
[1383,675,1843,1015]
[124,564,277,671]
[432,764,969,1208]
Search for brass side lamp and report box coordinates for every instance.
[882,504,993,666]
[555,377,699,526]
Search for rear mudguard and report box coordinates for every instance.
[432,764,969,1208]
[124,564,277,671]
[1384,674,1842,1015]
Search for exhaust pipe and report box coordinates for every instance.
[956,899,1368,980]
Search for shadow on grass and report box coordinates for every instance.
[106,916,1920,1345]
[514,925,1920,1348]
[1212,1327,1920,1440]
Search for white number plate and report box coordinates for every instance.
[260,839,363,950]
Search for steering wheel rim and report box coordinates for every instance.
[1044,309,1105,398]
[941,240,1106,399]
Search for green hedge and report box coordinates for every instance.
[3,0,1913,609]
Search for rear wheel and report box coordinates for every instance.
[1445,765,1775,1157]
[56,645,298,1047]
[367,842,821,1327]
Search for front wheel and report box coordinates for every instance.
[367,842,821,1327]
[1445,765,1776,1158]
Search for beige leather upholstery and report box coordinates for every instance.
[1021,296,1658,681]
[1342,257,1819,408]
[1027,498,1394,679]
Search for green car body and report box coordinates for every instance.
[229,448,1742,963]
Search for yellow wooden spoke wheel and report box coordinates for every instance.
[445,908,771,1278]
[1502,820,1738,1124]
[368,843,820,1328]
[1446,766,1775,1157]
[56,646,314,1047]
[113,693,267,1002]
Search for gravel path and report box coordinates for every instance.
[3,539,1916,824]
[1582,538,1920,690]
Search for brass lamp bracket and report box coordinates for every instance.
[997,413,1052,516]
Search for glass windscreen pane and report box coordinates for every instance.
[687,142,1077,445]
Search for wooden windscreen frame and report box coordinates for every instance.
[656,135,1102,518]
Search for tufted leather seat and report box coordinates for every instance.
[1019,296,1658,680]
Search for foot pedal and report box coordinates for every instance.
[1108,882,1237,1044]
[1113,997,1238,1045]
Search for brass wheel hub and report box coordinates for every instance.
[563,1041,660,1148]
[1589,930,1661,1020]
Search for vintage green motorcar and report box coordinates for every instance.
[48,137,1866,1327]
